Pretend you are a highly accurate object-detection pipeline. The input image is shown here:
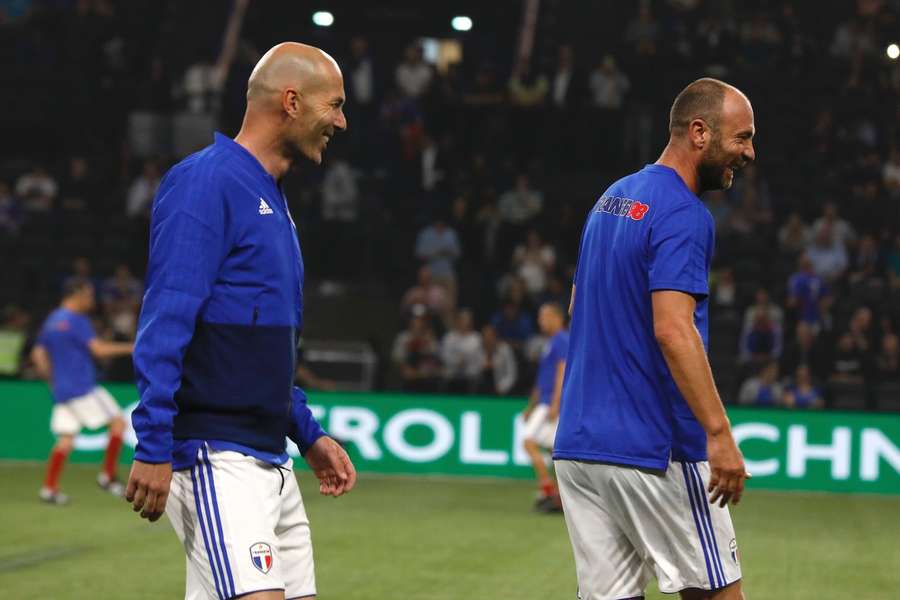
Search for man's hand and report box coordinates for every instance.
[304,436,357,497]
[706,431,751,507]
[125,460,173,522]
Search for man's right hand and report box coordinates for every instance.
[706,431,750,508]
[125,460,173,522]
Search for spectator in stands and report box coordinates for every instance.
[806,223,848,282]
[781,321,829,381]
[847,307,874,354]
[392,312,441,392]
[320,157,361,280]
[401,266,451,324]
[875,333,900,383]
[0,305,31,377]
[395,43,432,100]
[783,364,824,409]
[778,212,811,258]
[59,156,97,213]
[739,288,783,363]
[711,267,737,309]
[462,62,505,108]
[549,44,579,109]
[102,264,142,339]
[126,160,161,218]
[15,165,57,213]
[0,181,24,236]
[477,324,517,395]
[588,54,629,162]
[624,4,660,56]
[738,361,784,407]
[849,234,883,286]
[508,61,548,107]
[828,332,866,384]
[812,202,857,249]
[512,229,556,298]
[415,216,461,292]
[440,309,483,393]
[498,174,543,226]
[490,300,534,350]
[787,253,830,329]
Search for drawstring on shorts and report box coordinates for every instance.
[274,464,291,495]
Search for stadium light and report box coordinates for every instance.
[312,11,334,27]
[888,43,900,60]
[451,15,473,32]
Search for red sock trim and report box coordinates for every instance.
[44,448,69,491]
[103,434,124,479]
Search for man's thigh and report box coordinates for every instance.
[555,460,652,600]
[168,447,313,600]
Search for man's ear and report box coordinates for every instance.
[688,118,710,150]
[282,88,301,118]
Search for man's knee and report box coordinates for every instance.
[108,416,126,435]
[56,435,74,454]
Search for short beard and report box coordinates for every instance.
[697,133,731,194]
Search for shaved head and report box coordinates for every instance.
[237,41,347,168]
[247,42,342,104]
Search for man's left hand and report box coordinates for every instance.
[304,436,357,497]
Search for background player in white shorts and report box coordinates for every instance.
[554,78,755,599]
[521,302,569,512]
[126,43,356,600]
[31,278,134,504]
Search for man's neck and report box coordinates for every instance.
[234,122,293,180]
[656,141,700,195]
[61,300,81,313]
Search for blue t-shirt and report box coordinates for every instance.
[536,330,569,405]
[554,164,715,470]
[36,308,97,403]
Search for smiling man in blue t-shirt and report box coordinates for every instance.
[554,78,755,600]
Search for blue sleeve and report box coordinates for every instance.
[648,201,712,297]
[131,171,228,463]
[288,386,327,454]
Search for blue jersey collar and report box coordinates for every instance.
[213,132,277,183]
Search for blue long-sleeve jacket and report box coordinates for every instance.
[131,133,327,466]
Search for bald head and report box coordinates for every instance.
[247,42,342,104]
[237,41,347,168]
[669,77,750,136]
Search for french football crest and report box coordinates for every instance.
[250,542,273,574]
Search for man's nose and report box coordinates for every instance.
[335,109,347,131]
[744,142,755,163]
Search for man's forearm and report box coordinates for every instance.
[657,326,729,436]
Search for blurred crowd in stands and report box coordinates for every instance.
[2,0,900,410]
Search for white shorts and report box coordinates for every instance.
[50,386,122,436]
[555,459,741,600]
[166,446,316,600]
[523,404,558,449]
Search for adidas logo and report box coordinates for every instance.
[258,198,274,215]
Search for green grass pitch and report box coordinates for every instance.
[1,463,898,599]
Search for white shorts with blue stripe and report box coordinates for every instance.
[166,445,316,600]
[555,459,741,600]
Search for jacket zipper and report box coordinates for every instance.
[252,306,259,327]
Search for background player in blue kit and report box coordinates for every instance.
[554,78,755,599]
[521,302,569,512]
[31,278,134,505]
[125,42,356,600]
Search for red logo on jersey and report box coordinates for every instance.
[628,202,649,221]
